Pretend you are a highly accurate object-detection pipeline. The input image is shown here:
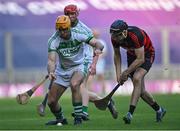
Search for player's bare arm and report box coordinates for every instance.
[47,52,57,80]
[120,46,145,83]
[113,47,121,83]
[88,38,104,75]
[125,46,144,74]
[88,38,104,53]
[89,54,99,75]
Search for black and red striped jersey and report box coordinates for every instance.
[111,26,155,58]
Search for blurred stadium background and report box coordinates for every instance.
[0,0,180,98]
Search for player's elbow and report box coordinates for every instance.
[97,41,104,51]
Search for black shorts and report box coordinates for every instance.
[127,54,155,78]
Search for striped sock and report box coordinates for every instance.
[73,102,82,118]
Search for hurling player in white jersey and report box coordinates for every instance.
[38,4,118,121]
[62,4,118,120]
[46,15,104,125]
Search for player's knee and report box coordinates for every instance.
[132,74,142,84]
[70,81,80,90]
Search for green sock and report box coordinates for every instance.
[82,106,88,114]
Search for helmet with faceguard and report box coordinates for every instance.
[110,20,128,35]
[55,15,71,30]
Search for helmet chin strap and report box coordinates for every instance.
[122,30,128,38]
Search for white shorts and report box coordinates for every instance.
[54,61,91,88]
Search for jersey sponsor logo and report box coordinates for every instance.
[57,40,82,57]
[59,46,81,57]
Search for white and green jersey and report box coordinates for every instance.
[48,30,93,69]
[73,20,94,61]
[50,20,94,62]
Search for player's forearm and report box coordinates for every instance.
[47,52,56,74]
[92,55,99,67]
[125,58,144,74]
[47,59,56,73]
[114,53,121,82]
[89,38,104,53]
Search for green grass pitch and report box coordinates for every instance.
[0,94,180,130]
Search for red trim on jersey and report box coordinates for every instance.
[111,26,155,58]
[129,32,141,48]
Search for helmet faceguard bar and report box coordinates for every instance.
[110,28,123,34]
[110,20,128,35]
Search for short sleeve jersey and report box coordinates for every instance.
[48,30,93,69]
[72,20,94,60]
[50,20,94,61]
[111,26,155,58]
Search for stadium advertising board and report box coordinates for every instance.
[0,0,180,29]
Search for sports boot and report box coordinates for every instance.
[71,112,90,121]
[45,118,68,125]
[108,99,118,119]
[123,112,132,124]
[81,112,89,121]
[74,117,82,125]
[156,107,166,122]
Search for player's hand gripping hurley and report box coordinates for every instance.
[16,75,49,105]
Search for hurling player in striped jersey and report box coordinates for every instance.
[110,20,166,124]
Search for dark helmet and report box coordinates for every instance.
[110,20,128,34]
